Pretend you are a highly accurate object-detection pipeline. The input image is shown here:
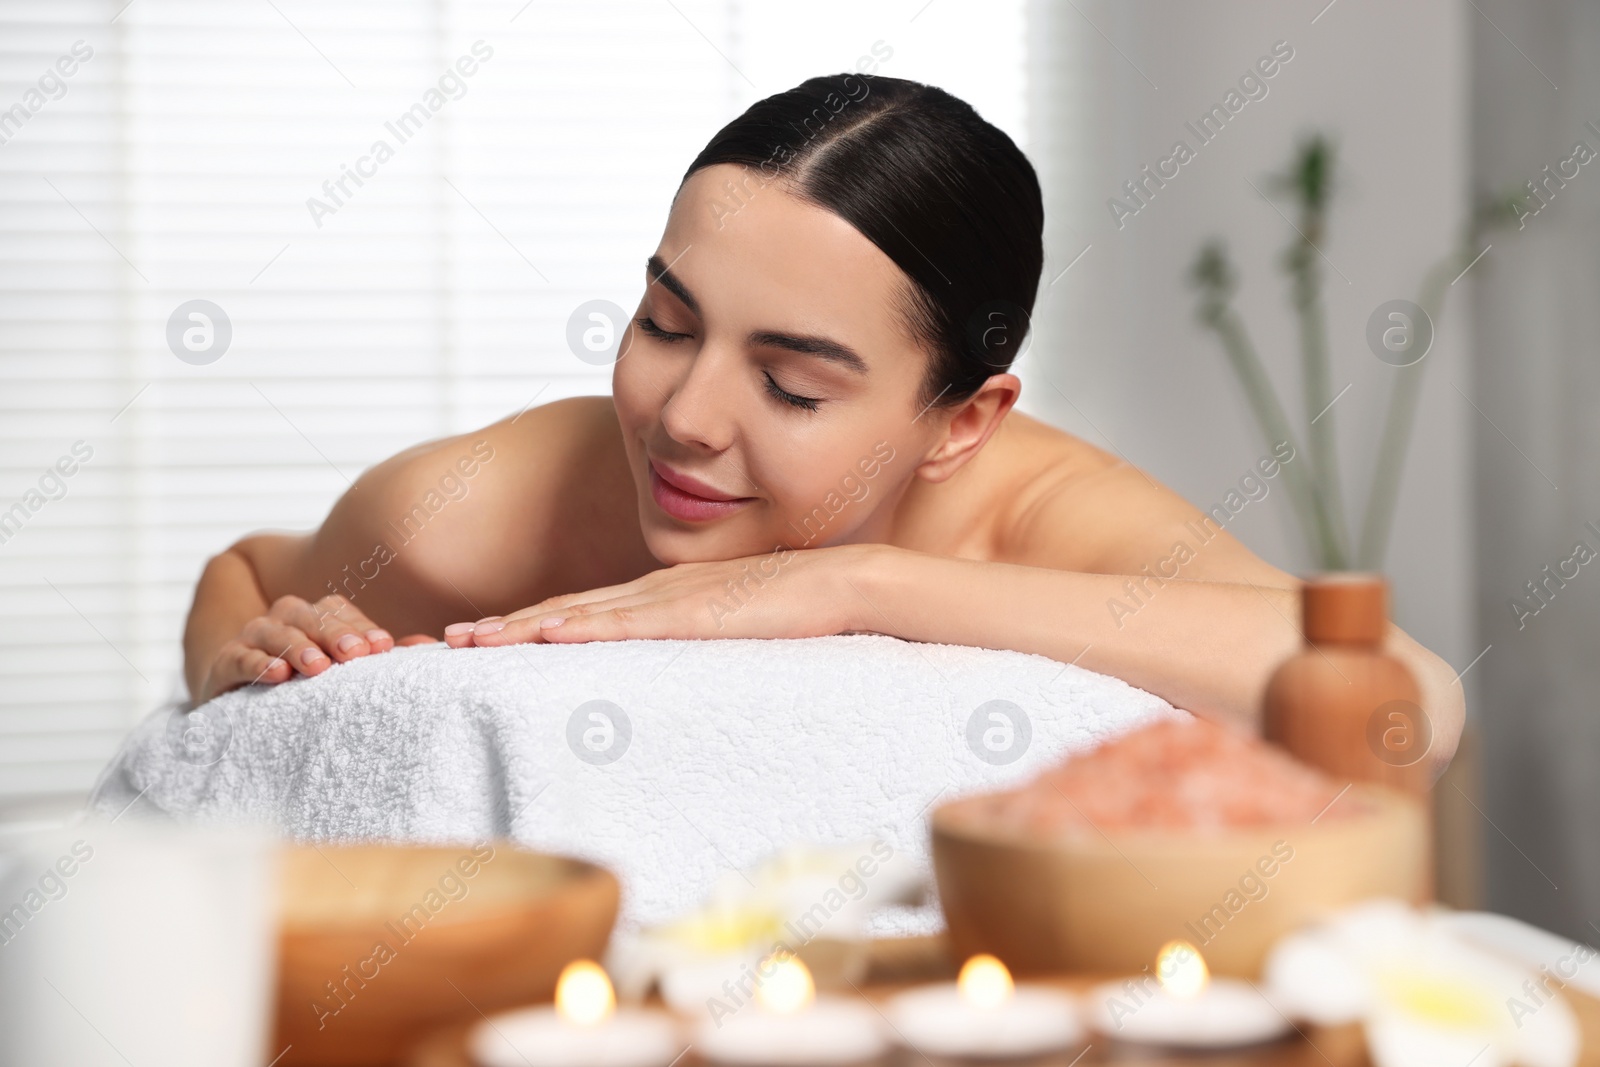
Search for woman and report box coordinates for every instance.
[182,74,1462,772]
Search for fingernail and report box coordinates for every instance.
[267,658,286,671]
[539,616,565,630]
[337,634,363,654]
[444,623,475,637]
[474,619,505,635]
[300,648,327,667]
[366,629,391,644]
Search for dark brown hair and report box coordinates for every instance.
[681,73,1045,412]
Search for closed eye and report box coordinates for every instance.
[763,372,822,412]
[634,316,690,342]
[637,314,823,411]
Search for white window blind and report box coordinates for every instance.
[0,0,1026,802]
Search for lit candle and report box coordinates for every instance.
[884,954,1084,1058]
[470,960,684,1067]
[1086,940,1291,1048]
[694,953,887,1066]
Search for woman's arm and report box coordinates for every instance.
[851,546,1299,723]
[450,432,1464,773]
[181,533,412,705]
[453,538,1463,774]
[843,544,1464,773]
[182,535,293,702]
[180,396,637,704]
[977,457,1464,771]
[180,425,514,704]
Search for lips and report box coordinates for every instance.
[647,458,755,523]
[650,459,746,501]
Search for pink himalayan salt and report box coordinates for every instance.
[956,716,1365,837]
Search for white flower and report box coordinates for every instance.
[605,840,923,1015]
[1264,899,1580,1067]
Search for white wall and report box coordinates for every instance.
[1021,0,1473,677]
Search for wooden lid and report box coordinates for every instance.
[1302,572,1388,644]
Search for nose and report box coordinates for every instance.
[659,339,738,454]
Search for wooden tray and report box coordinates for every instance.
[404,935,1600,1067]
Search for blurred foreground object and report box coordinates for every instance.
[1265,573,1435,794]
[608,839,923,1026]
[930,717,1428,976]
[468,959,682,1067]
[1084,938,1292,1047]
[1266,899,1580,1067]
[274,841,618,1066]
[690,952,889,1066]
[0,815,277,1066]
[883,952,1086,1057]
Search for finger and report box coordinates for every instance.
[497,578,650,622]
[443,622,479,648]
[271,594,378,662]
[538,603,658,644]
[469,597,643,646]
[293,598,393,655]
[396,633,439,646]
[270,594,373,660]
[239,646,292,686]
[439,615,504,647]
[445,614,514,647]
[242,618,331,677]
[204,642,289,703]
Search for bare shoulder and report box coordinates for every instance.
[293,396,644,631]
[344,394,619,530]
[376,394,617,472]
[992,413,1295,587]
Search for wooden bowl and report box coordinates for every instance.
[272,841,618,1066]
[931,783,1428,978]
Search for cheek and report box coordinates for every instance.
[611,349,657,431]
[753,438,887,540]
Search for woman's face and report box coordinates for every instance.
[612,162,946,564]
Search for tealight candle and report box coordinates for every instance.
[1087,940,1291,1048]
[471,960,684,1067]
[694,953,888,1066]
[884,954,1084,1058]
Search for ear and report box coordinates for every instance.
[913,374,1022,483]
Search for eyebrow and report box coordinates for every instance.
[646,254,870,376]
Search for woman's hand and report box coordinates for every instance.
[442,545,874,647]
[194,593,427,705]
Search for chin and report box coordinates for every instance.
[637,515,757,566]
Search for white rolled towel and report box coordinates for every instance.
[90,635,1179,932]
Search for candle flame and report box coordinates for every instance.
[957,954,1015,1009]
[756,953,815,1015]
[1155,940,1209,999]
[555,959,616,1026]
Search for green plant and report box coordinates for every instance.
[1189,134,1524,571]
